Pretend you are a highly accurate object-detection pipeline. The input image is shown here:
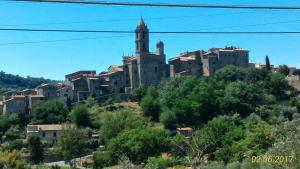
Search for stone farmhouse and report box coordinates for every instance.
[1,18,250,115]
[26,124,74,145]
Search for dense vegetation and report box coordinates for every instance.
[0,66,300,169]
[0,71,59,96]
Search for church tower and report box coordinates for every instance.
[135,17,149,54]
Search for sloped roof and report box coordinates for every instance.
[27,124,75,131]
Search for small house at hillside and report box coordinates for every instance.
[177,127,194,138]
[27,124,74,145]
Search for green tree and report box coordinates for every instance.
[99,110,148,144]
[265,55,271,71]
[220,81,262,116]
[3,139,24,152]
[58,127,89,164]
[266,73,290,99]
[214,65,247,82]
[85,96,97,108]
[5,127,20,141]
[69,104,91,127]
[31,100,69,124]
[132,85,147,102]
[277,65,289,76]
[141,86,161,122]
[159,77,221,129]
[189,116,244,163]
[28,135,44,164]
[104,128,170,165]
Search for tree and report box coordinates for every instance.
[66,97,72,111]
[265,55,271,71]
[99,110,148,144]
[103,128,170,165]
[277,65,290,76]
[132,85,147,102]
[266,73,290,99]
[214,65,247,82]
[159,77,221,129]
[69,104,91,127]
[5,127,20,141]
[189,116,244,163]
[85,97,97,108]
[3,139,24,152]
[31,100,69,124]
[28,135,44,164]
[0,151,30,169]
[140,86,161,122]
[58,127,89,165]
[220,81,262,117]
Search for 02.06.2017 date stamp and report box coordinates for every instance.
[252,155,295,163]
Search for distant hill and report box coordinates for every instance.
[0,71,60,96]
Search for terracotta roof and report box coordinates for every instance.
[177,127,193,131]
[29,95,45,98]
[27,124,75,131]
[108,65,123,73]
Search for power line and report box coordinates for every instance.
[0,35,132,46]
[0,28,299,34]
[8,0,300,10]
[0,11,277,27]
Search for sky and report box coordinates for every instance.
[0,0,300,80]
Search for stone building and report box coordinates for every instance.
[28,95,44,113]
[27,124,74,145]
[65,71,102,101]
[169,46,249,77]
[36,84,58,100]
[100,18,168,94]
[169,50,204,77]
[3,95,27,114]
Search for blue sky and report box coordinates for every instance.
[0,0,300,80]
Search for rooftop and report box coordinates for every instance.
[27,124,75,132]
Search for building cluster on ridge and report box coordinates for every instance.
[1,18,250,115]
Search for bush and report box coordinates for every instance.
[99,110,148,144]
[69,104,91,127]
[3,139,24,152]
[145,157,169,169]
[31,100,69,124]
[104,128,171,165]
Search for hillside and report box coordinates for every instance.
[0,71,59,96]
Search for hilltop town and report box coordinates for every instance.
[1,18,252,115]
[1,19,300,169]
[1,18,299,116]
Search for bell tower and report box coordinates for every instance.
[135,17,149,54]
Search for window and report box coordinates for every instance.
[42,132,46,137]
[53,132,57,137]
[155,67,158,73]
[142,43,145,50]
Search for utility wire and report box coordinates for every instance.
[0,11,277,27]
[0,35,131,46]
[0,28,299,34]
[8,0,300,10]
